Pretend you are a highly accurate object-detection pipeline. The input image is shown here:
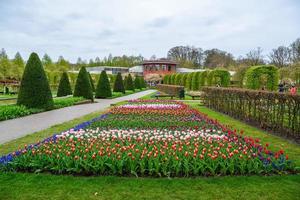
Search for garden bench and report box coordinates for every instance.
[154,94,175,99]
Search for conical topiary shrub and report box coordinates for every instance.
[73,67,94,101]
[88,72,95,92]
[134,76,141,90]
[57,72,72,97]
[113,72,125,93]
[123,76,128,90]
[95,70,112,98]
[17,52,53,109]
[126,74,135,91]
[140,76,147,88]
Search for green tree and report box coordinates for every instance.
[185,73,194,90]
[0,48,12,79]
[73,67,94,101]
[140,76,147,88]
[123,76,128,89]
[163,75,170,84]
[126,74,135,91]
[17,52,53,109]
[11,52,25,80]
[95,70,112,98]
[175,74,182,85]
[88,72,95,92]
[42,54,55,71]
[181,74,188,86]
[56,56,70,72]
[113,72,125,93]
[134,76,141,90]
[57,72,72,97]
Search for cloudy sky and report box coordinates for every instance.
[0,0,299,62]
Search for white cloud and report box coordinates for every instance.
[0,0,299,62]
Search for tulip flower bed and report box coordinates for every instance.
[0,100,296,176]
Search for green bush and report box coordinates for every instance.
[185,73,194,90]
[73,67,94,101]
[125,74,135,91]
[175,74,182,85]
[199,71,208,87]
[163,75,170,84]
[17,52,54,109]
[207,69,230,87]
[181,74,188,86]
[53,97,84,109]
[140,76,147,88]
[57,72,72,97]
[0,105,42,121]
[134,76,141,90]
[88,72,95,92]
[95,71,112,98]
[191,72,201,90]
[245,65,279,91]
[170,74,176,85]
[113,72,125,93]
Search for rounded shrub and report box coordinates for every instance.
[17,52,54,109]
[175,74,182,85]
[57,72,72,97]
[113,72,125,93]
[163,75,170,84]
[191,72,201,91]
[181,74,188,86]
[73,67,94,101]
[207,69,230,87]
[126,74,135,91]
[95,70,112,98]
[134,76,141,90]
[244,65,279,91]
[185,72,194,90]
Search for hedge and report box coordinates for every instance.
[207,69,230,87]
[244,65,279,91]
[163,75,170,84]
[202,87,300,141]
[156,84,184,97]
[17,53,54,109]
[181,74,188,86]
[191,72,201,90]
[175,74,182,85]
[185,73,194,90]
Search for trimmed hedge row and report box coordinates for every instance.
[163,69,230,90]
[156,84,184,97]
[202,87,300,141]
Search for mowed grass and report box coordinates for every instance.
[0,173,299,200]
[187,102,300,166]
[0,100,299,200]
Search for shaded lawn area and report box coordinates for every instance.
[0,101,299,200]
[108,89,147,99]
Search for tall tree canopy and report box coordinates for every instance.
[167,46,203,69]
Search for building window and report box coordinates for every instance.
[168,65,171,71]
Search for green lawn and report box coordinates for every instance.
[0,101,299,200]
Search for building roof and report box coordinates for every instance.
[176,68,205,73]
[142,60,178,65]
[129,65,143,73]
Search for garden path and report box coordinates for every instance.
[0,90,156,144]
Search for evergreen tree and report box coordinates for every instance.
[140,76,147,88]
[123,76,128,90]
[17,52,54,109]
[0,48,11,79]
[12,52,25,80]
[95,70,112,98]
[181,74,188,86]
[113,72,125,93]
[163,75,169,84]
[57,72,72,97]
[126,74,135,91]
[73,66,94,101]
[88,72,95,92]
[134,76,141,90]
[175,74,182,85]
[186,73,194,90]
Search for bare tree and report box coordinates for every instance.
[245,47,265,66]
[290,38,300,63]
[167,46,203,68]
[203,49,235,69]
[269,46,291,68]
